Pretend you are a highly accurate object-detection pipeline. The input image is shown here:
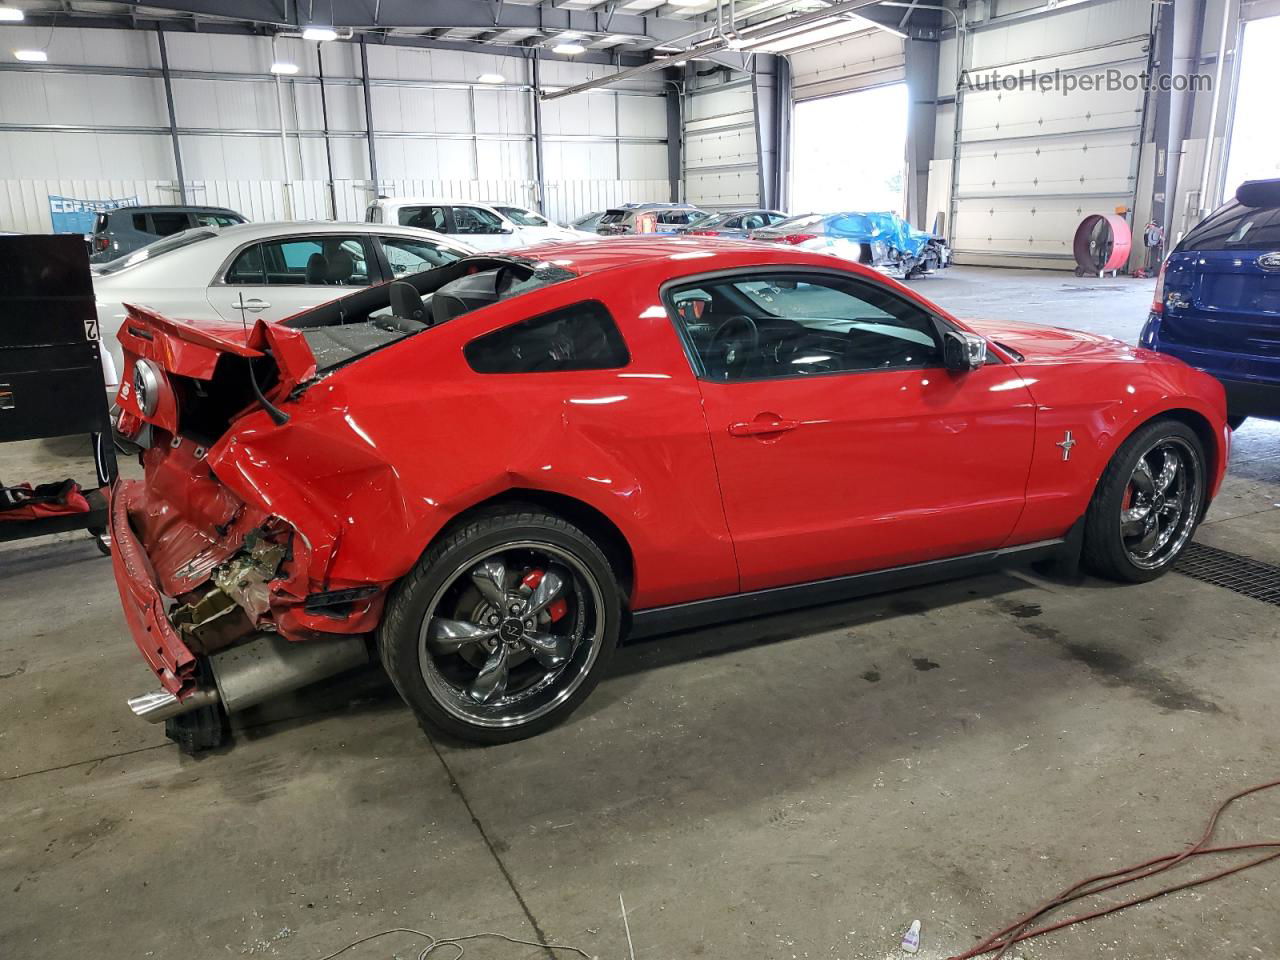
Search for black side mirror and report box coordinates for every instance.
[942,329,988,372]
[389,281,427,325]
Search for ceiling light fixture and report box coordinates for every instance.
[476,73,505,84]
[301,26,338,42]
[270,62,300,74]
[668,0,706,7]
[0,6,25,22]
[552,42,586,55]
[14,49,48,62]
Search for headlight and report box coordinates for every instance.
[132,358,163,417]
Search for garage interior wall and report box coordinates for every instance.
[683,67,761,210]
[0,25,672,232]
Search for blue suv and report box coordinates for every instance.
[1141,179,1280,428]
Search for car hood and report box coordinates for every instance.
[963,317,1145,364]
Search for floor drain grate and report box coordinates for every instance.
[1175,542,1280,606]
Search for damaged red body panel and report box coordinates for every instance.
[107,239,1230,713]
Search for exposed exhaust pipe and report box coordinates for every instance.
[128,633,370,723]
[128,686,219,723]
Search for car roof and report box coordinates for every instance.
[111,205,241,214]
[371,197,501,208]
[183,220,461,240]
[607,203,702,212]
[512,235,830,278]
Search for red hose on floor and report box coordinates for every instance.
[949,778,1280,960]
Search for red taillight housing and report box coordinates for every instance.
[94,235,110,253]
[779,233,818,245]
[1151,259,1166,314]
[115,409,142,440]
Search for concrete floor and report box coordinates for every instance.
[3,266,1280,960]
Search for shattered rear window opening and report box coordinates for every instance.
[286,257,577,376]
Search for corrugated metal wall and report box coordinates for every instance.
[0,25,672,232]
[683,72,760,210]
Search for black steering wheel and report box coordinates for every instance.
[776,333,841,375]
[707,315,759,379]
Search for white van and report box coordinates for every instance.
[365,198,579,251]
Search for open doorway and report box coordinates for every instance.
[1222,15,1280,197]
[790,83,907,217]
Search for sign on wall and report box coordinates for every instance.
[47,195,139,234]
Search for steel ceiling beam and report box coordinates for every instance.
[541,0,883,99]
[108,0,720,46]
[15,10,653,67]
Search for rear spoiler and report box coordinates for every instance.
[119,303,316,388]
[1236,179,1280,209]
[116,304,318,433]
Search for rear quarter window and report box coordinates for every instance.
[465,300,630,374]
[1179,203,1280,252]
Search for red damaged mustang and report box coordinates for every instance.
[110,238,1228,749]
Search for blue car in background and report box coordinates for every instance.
[1142,179,1280,428]
[751,211,950,279]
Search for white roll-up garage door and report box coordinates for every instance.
[948,0,1154,267]
[684,74,760,210]
[790,29,905,101]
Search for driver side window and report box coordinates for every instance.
[452,206,505,235]
[668,273,942,381]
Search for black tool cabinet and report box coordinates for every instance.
[0,235,118,548]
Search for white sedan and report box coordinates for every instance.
[364,198,580,250]
[94,221,474,391]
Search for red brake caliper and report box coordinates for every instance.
[520,569,568,622]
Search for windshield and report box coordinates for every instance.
[289,256,577,375]
[496,206,549,227]
[691,213,732,229]
[96,229,218,275]
[770,214,826,233]
[193,211,244,228]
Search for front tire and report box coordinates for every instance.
[379,508,622,744]
[1082,418,1206,583]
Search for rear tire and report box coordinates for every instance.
[1082,418,1206,583]
[379,508,622,745]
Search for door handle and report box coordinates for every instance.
[242,298,270,312]
[728,417,800,437]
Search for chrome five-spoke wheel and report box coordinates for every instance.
[417,540,607,730]
[1083,418,1207,583]
[1119,437,1201,570]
